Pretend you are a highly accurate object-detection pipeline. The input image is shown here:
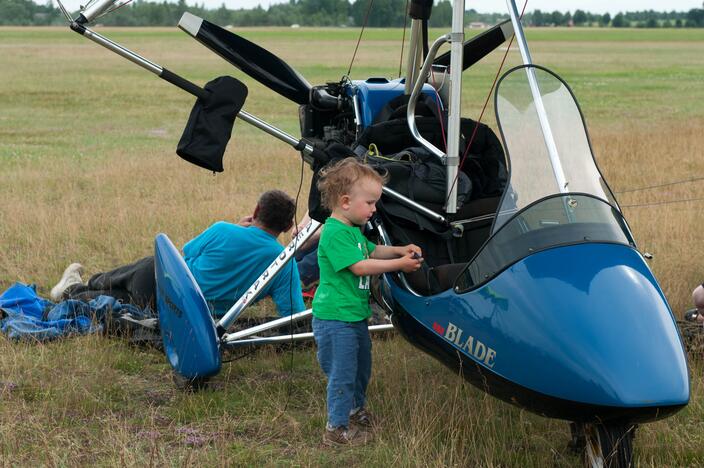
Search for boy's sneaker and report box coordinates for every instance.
[50,263,84,302]
[349,407,375,428]
[323,425,371,446]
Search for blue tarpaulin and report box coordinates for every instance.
[0,282,148,341]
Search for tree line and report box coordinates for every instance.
[2,0,704,28]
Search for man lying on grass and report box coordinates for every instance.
[50,190,306,318]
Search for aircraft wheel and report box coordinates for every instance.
[172,371,210,392]
[583,422,636,468]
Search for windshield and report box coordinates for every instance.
[492,65,617,232]
[454,66,632,292]
[456,194,634,291]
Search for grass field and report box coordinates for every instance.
[1,26,704,466]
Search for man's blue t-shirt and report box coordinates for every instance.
[183,221,305,317]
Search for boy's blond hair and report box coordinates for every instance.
[317,157,387,210]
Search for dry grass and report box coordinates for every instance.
[1,27,703,466]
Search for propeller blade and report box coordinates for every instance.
[179,12,312,105]
[434,20,514,71]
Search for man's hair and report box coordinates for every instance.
[317,157,387,210]
[256,190,296,233]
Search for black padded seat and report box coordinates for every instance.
[380,196,500,268]
[404,262,469,296]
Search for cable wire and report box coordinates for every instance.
[346,0,375,79]
[621,196,704,209]
[443,0,528,208]
[615,176,704,194]
[398,0,410,78]
[275,153,307,419]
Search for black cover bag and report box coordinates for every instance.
[177,76,248,172]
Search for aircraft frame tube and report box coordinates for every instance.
[237,110,314,157]
[404,20,423,94]
[407,33,450,162]
[222,309,312,342]
[444,0,465,213]
[223,324,394,347]
[216,219,322,332]
[505,0,568,193]
[374,221,422,297]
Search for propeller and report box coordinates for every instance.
[179,12,312,105]
[434,20,514,71]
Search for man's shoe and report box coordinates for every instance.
[349,407,375,428]
[323,425,371,446]
[50,263,84,302]
[685,308,702,323]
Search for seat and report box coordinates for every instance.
[404,262,469,296]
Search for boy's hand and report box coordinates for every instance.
[402,244,422,258]
[399,252,423,273]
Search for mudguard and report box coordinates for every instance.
[155,233,221,379]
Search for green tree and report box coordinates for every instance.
[428,0,451,27]
[599,13,611,27]
[563,11,572,26]
[213,3,231,26]
[0,0,32,25]
[532,9,545,26]
[573,9,587,26]
[550,10,563,26]
[351,0,405,27]
[612,13,626,27]
[686,8,704,26]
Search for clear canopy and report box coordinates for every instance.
[492,65,617,233]
[455,66,632,292]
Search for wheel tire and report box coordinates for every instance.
[583,422,636,468]
[568,421,586,453]
[172,371,210,392]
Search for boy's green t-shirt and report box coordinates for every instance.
[312,217,377,322]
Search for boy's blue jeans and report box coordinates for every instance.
[312,317,372,428]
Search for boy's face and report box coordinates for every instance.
[340,177,382,226]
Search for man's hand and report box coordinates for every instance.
[238,215,254,227]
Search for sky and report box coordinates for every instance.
[59,0,703,16]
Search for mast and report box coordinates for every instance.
[404,0,464,214]
[444,0,465,213]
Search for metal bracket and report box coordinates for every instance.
[450,32,465,43]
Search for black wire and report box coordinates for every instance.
[443,0,528,208]
[279,154,307,416]
[346,0,375,78]
[221,348,256,363]
[615,176,704,194]
[398,0,409,78]
[621,196,704,209]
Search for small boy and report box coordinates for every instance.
[313,157,423,446]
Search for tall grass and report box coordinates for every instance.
[1,27,703,465]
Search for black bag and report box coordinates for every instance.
[176,76,248,172]
[364,146,472,208]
